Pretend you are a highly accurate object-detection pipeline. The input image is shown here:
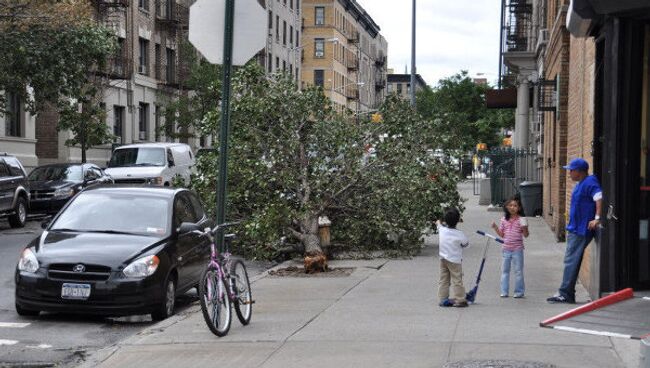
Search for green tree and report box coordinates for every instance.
[417,71,514,151]
[186,64,464,265]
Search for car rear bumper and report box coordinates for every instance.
[15,270,165,316]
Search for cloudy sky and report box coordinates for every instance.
[358,0,502,88]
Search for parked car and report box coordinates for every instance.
[15,186,212,320]
[0,153,29,228]
[28,163,114,215]
[104,143,195,186]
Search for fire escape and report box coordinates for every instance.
[499,0,534,88]
[94,0,131,80]
[155,0,190,90]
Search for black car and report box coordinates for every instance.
[15,186,212,321]
[28,163,113,215]
[0,153,30,228]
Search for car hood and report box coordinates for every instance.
[104,166,165,179]
[30,231,166,269]
[29,180,78,191]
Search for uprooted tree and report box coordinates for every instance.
[185,63,463,269]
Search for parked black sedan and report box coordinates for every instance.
[15,186,212,321]
[28,163,113,215]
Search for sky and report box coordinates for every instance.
[358,0,502,88]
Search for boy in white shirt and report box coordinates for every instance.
[437,207,470,307]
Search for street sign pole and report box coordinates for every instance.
[216,0,235,250]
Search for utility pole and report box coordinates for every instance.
[498,0,506,89]
[410,0,416,107]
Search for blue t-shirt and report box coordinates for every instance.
[566,175,602,236]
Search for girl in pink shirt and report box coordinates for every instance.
[491,197,529,298]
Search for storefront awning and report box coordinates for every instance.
[568,0,650,37]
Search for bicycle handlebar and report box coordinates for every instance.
[476,230,505,244]
[195,221,241,238]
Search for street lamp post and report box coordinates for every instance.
[410,0,417,107]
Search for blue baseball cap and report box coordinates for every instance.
[563,158,589,171]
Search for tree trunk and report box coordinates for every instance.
[293,215,328,273]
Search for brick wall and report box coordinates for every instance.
[542,7,570,240]
[35,103,59,160]
[567,35,597,291]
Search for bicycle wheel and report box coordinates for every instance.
[199,265,231,336]
[230,259,252,325]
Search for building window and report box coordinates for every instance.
[296,30,300,47]
[276,57,280,70]
[314,38,324,58]
[268,10,273,30]
[154,105,161,141]
[154,44,161,79]
[397,83,403,94]
[283,21,287,45]
[296,67,300,82]
[138,102,149,141]
[5,92,21,137]
[314,70,324,87]
[290,0,293,9]
[113,106,124,143]
[315,7,324,25]
[276,15,280,41]
[138,0,149,11]
[387,83,393,93]
[290,25,294,46]
[268,52,273,72]
[139,38,149,75]
[166,48,176,84]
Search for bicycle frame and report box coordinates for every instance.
[203,224,238,302]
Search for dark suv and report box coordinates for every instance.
[0,154,29,228]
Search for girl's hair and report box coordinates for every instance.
[503,196,526,220]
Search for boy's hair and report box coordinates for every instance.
[503,195,526,220]
[443,207,461,229]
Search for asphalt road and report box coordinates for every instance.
[0,218,273,367]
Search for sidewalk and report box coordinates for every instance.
[79,182,639,368]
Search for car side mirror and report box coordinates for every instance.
[177,222,200,235]
[41,216,52,229]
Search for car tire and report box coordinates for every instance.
[8,197,27,228]
[15,303,39,317]
[151,277,176,321]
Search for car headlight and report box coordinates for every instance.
[146,177,163,185]
[53,188,75,198]
[18,248,39,273]
[123,255,160,278]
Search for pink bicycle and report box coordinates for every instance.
[197,222,253,336]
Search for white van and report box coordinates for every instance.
[105,143,195,186]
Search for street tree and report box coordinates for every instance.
[417,71,514,151]
[187,64,463,268]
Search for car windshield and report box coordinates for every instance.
[28,166,83,181]
[50,192,169,237]
[108,148,166,167]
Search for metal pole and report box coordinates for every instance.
[410,0,416,107]
[498,0,506,89]
[216,0,235,250]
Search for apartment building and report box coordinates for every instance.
[300,0,388,112]
[386,71,427,100]
[260,0,302,83]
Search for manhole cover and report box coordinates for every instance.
[268,266,355,277]
[443,360,555,368]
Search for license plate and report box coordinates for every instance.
[61,283,91,300]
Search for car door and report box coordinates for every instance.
[0,159,11,211]
[172,193,201,290]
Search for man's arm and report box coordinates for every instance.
[588,199,602,230]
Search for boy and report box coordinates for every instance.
[437,207,470,307]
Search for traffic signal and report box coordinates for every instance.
[371,113,383,123]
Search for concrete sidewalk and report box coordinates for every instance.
[79,182,639,368]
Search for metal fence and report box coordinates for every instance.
[486,148,540,206]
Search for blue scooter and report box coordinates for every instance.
[466,230,504,303]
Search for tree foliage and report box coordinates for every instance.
[185,64,464,260]
[417,71,514,151]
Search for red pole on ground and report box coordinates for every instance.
[540,288,634,327]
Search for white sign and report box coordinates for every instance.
[189,0,267,66]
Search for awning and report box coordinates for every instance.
[567,0,650,37]
[540,288,650,340]
[486,89,517,109]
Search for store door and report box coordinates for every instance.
[636,25,650,290]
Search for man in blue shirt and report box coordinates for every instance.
[547,158,602,304]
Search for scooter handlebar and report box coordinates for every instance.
[476,230,505,244]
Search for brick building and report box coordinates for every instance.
[300,0,388,112]
[386,71,427,100]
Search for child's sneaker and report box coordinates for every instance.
[452,300,468,308]
[500,294,508,298]
[513,293,525,298]
[439,298,454,307]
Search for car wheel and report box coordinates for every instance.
[151,277,176,321]
[8,197,27,228]
[15,303,39,317]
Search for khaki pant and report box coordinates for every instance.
[438,258,466,302]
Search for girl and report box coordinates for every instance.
[491,196,529,298]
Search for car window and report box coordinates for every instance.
[29,166,83,181]
[0,160,9,177]
[167,149,175,166]
[92,168,104,178]
[108,148,166,167]
[188,193,206,221]
[50,192,169,236]
[4,157,24,177]
[173,193,197,228]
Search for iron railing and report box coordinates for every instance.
[486,148,540,206]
